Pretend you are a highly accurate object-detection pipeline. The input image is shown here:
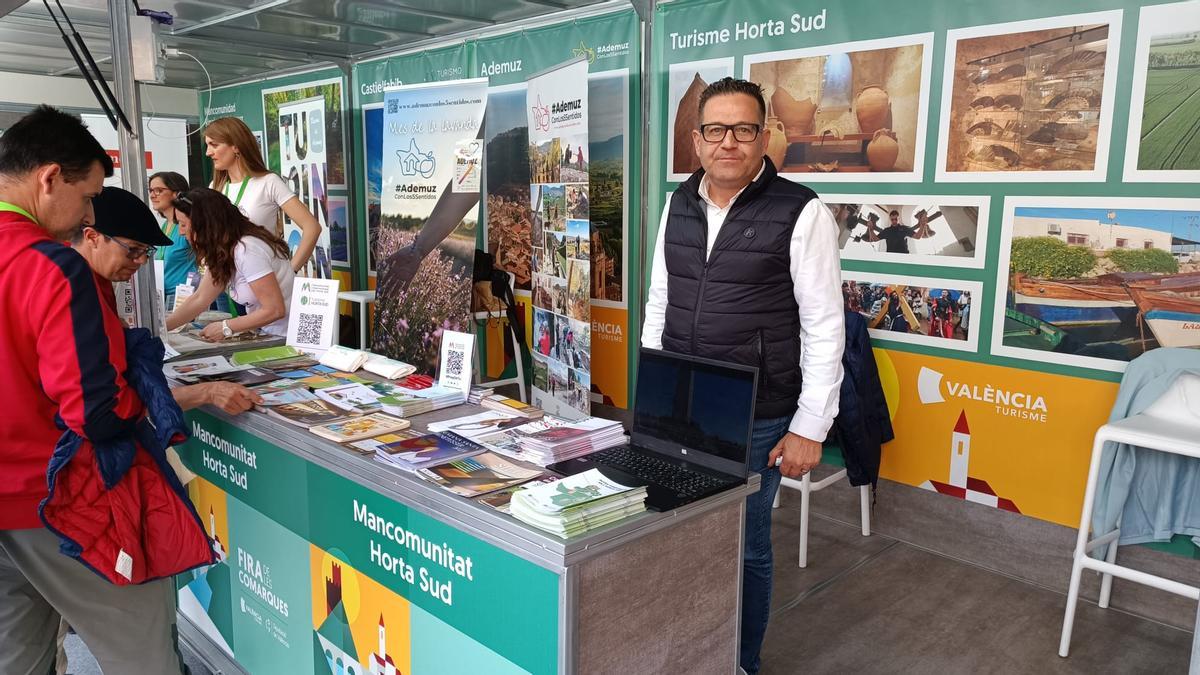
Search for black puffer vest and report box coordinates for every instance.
[661,159,817,419]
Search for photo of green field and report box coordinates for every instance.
[1137,27,1200,170]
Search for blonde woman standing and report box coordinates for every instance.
[203,116,321,273]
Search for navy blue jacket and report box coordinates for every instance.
[833,312,893,486]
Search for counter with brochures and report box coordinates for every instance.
[174,395,759,675]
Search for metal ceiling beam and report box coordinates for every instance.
[357,0,627,63]
[248,10,432,41]
[521,0,571,8]
[177,24,378,55]
[52,53,110,76]
[327,3,497,27]
[171,0,292,35]
[269,7,465,34]
[162,30,348,60]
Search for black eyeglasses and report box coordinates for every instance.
[104,235,156,261]
[699,123,762,143]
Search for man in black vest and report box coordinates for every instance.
[643,77,845,674]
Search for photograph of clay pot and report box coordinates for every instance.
[667,59,735,179]
[771,88,816,139]
[745,36,931,177]
[673,73,706,175]
[855,85,892,135]
[764,116,788,170]
[867,129,900,171]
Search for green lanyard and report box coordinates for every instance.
[223,177,250,206]
[0,201,38,224]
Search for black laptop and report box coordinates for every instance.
[546,348,757,511]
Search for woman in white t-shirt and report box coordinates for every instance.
[166,188,295,339]
[203,116,321,273]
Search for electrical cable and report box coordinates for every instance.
[141,49,212,139]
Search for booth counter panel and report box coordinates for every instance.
[176,406,756,674]
[178,409,559,675]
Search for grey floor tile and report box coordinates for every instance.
[768,492,896,616]
[758,543,1193,675]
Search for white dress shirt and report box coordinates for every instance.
[642,165,845,442]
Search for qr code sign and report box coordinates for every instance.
[387,99,399,114]
[297,312,323,345]
[445,348,464,377]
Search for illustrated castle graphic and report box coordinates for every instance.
[207,507,227,562]
[919,410,1020,513]
[326,562,343,616]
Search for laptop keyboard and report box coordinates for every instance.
[593,447,730,496]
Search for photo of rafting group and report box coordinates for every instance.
[996,199,1200,369]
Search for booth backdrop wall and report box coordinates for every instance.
[652,0,1200,542]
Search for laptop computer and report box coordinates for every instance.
[546,347,758,511]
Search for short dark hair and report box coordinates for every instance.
[889,210,900,217]
[698,77,766,124]
[149,170,189,194]
[0,105,113,182]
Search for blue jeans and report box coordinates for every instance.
[740,415,791,674]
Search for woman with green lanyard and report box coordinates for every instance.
[147,171,195,307]
[203,116,321,273]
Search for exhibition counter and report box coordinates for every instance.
[174,401,758,675]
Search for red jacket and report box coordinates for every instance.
[0,209,142,529]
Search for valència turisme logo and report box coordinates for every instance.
[918,366,1049,423]
[396,138,436,179]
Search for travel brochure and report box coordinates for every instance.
[308,413,411,443]
[162,335,644,538]
[509,469,648,538]
[417,451,546,498]
[363,431,488,472]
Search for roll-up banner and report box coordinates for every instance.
[372,78,490,375]
[527,58,592,419]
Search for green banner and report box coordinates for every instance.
[177,410,560,674]
[178,411,311,535]
[306,464,559,675]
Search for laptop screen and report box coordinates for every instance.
[632,348,757,474]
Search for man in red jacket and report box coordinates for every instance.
[0,106,185,675]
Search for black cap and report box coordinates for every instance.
[90,186,173,246]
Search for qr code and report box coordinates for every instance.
[297,312,323,344]
[387,99,399,114]
[445,348,464,377]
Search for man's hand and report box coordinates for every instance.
[204,382,261,415]
[767,432,822,478]
[378,243,425,298]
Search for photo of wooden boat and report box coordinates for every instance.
[1128,286,1200,348]
[1011,273,1135,325]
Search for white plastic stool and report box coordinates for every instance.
[1059,372,1200,668]
[472,273,527,402]
[775,470,871,568]
[337,289,376,350]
